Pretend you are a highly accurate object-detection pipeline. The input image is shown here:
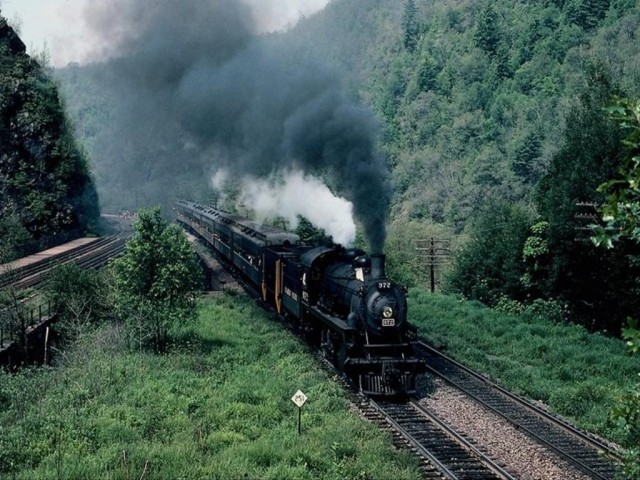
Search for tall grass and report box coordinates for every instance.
[410,289,640,445]
[0,291,421,479]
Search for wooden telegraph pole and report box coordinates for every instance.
[416,238,451,292]
[574,202,599,243]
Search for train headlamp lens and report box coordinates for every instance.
[382,306,393,318]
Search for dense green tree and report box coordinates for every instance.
[448,200,531,304]
[0,17,99,258]
[295,216,333,245]
[474,2,501,56]
[112,208,202,352]
[415,54,439,93]
[594,98,640,246]
[536,64,640,331]
[521,220,551,297]
[592,97,640,480]
[566,0,611,30]
[0,213,30,262]
[44,263,112,341]
[402,0,420,52]
[513,132,543,184]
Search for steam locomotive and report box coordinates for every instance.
[176,199,423,396]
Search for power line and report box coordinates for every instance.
[416,238,451,292]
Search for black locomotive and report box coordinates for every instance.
[176,199,423,396]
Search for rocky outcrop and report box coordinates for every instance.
[0,16,99,259]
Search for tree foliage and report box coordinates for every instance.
[43,263,112,341]
[402,0,420,52]
[566,0,611,30]
[535,64,640,332]
[0,17,99,259]
[112,208,202,352]
[592,97,640,477]
[474,2,501,56]
[448,200,531,305]
[295,215,333,245]
[594,98,640,247]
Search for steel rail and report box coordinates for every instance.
[0,237,106,288]
[418,341,621,479]
[14,237,125,290]
[408,400,518,480]
[369,398,516,480]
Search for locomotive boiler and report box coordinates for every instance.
[176,199,423,396]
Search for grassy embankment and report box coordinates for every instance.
[0,291,421,480]
[410,289,640,445]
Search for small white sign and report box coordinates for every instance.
[291,390,307,408]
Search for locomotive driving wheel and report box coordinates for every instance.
[321,329,348,370]
[320,328,335,360]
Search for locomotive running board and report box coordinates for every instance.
[308,306,356,335]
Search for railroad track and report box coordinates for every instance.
[311,357,452,479]
[417,341,622,479]
[186,232,623,479]
[1,237,126,291]
[368,398,516,479]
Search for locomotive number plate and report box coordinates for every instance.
[382,318,395,327]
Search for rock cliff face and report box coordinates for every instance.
[0,16,99,259]
[0,17,26,55]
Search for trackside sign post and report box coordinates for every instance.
[291,390,307,434]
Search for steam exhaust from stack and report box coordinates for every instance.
[83,0,390,252]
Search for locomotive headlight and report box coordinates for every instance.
[382,306,394,318]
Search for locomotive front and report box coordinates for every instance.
[303,246,422,395]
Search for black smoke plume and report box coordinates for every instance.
[85,0,389,252]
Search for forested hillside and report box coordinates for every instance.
[0,16,99,261]
[54,0,640,332]
[279,0,640,333]
[284,0,639,226]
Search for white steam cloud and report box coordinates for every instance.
[213,170,356,245]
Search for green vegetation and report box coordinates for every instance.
[43,263,112,342]
[0,292,421,480]
[592,97,640,477]
[275,0,640,332]
[410,289,640,445]
[447,199,531,305]
[7,2,640,475]
[294,216,332,246]
[595,97,640,247]
[50,0,640,334]
[112,208,203,352]
[0,17,99,261]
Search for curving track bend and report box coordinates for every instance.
[417,341,622,479]
[0,236,126,291]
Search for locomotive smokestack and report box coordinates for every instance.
[370,254,386,281]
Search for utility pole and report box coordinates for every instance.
[416,238,451,292]
[574,202,599,243]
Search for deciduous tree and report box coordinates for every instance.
[44,263,111,341]
[402,0,420,52]
[112,208,202,352]
[593,98,640,478]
